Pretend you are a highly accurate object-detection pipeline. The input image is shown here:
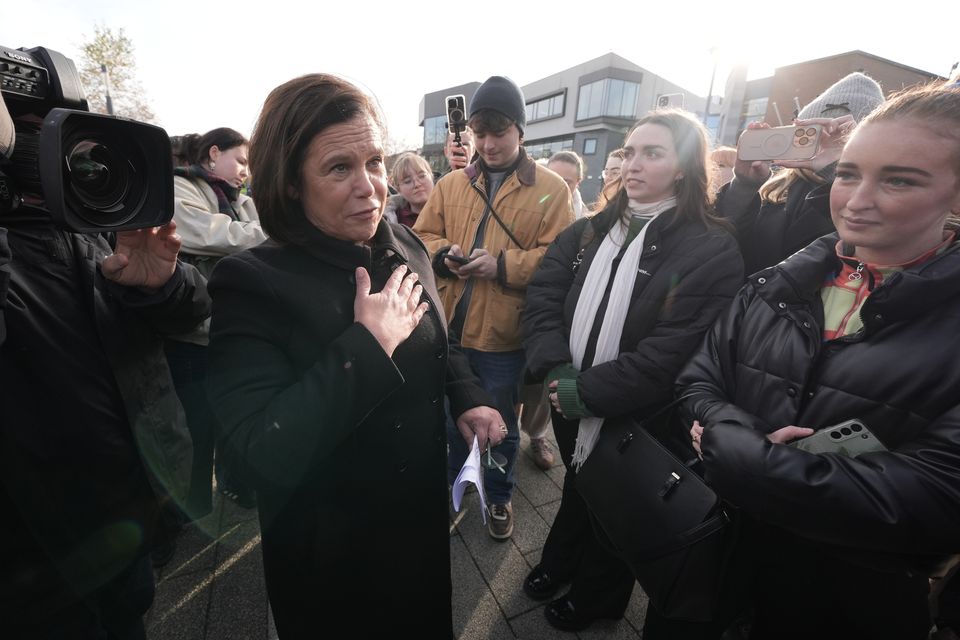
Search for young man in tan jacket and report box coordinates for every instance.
[415,75,574,540]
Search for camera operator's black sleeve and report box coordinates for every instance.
[0,227,10,346]
[100,257,211,337]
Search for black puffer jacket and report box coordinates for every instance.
[717,176,834,276]
[678,233,960,572]
[522,207,743,418]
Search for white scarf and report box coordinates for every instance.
[569,196,677,470]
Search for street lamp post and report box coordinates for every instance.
[100,63,114,115]
[703,46,719,130]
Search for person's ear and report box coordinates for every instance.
[209,145,222,164]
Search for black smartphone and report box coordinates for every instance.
[445,254,472,265]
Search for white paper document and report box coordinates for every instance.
[451,435,487,524]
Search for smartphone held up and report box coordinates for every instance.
[737,124,822,162]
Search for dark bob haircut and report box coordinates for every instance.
[248,74,386,245]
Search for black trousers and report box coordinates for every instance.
[538,412,635,617]
[164,340,216,519]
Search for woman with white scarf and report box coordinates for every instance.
[519,110,743,634]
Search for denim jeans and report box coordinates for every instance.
[447,348,525,505]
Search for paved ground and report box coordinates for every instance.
[146,429,650,639]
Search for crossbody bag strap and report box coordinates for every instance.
[470,182,527,251]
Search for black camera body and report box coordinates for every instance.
[0,45,172,232]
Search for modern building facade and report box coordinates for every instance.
[419,50,942,203]
[716,50,941,146]
[418,54,703,204]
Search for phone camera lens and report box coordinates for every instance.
[806,127,817,136]
[798,137,809,145]
[840,427,852,436]
[851,423,862,432]
[794,129,804,137]
[830,431,842,440]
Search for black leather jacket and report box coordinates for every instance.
[678,233,960,574]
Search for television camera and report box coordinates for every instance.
[0,45,172,232]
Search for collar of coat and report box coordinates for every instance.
[287,214,411,272]
[751,230,960,326]
[463,147,536,187]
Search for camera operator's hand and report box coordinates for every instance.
[103,221,181,290]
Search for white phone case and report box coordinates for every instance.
[737,124,822,162]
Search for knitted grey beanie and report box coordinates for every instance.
[469,76,526,130]
[797,72,884,122]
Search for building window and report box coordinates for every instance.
[423,115,448,146]
[577,78,639,120]
[525,138,574,160]
[583,138,597,155]
[526,93,565,123]
[739,97,769,131]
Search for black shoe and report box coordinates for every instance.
[218,484,257,509]
[544,596,621,632]
[523,565,560,601]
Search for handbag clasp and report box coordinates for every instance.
[658,472,682,498]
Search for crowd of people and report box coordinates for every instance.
[2,63,959,640]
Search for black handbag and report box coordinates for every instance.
[576,405,735,622]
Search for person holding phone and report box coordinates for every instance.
[679,83,960,639]
[520,109,743,632]
[444,126,476,173]
[414,75,574,541]
[718,72,884,276]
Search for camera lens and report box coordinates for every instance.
[60,124,149,227]
[67,140,129,211]
[449,108,464,122]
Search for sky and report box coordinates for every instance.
[3,1,957,150]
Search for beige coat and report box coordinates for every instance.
[172,175,266,344]
[173,176,266,257]
[414,152,574,352]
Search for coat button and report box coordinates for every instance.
[786,387,797,397]
[648,244,657,252]
[803,321,811,329]
[394,420,402,430]
[431,396,440,405]
[435,348,445,359]
[874,314,884,322]
[778,302,787,309]
[758,277,766,284]
[397,460,408,473]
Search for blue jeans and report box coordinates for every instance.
[447,349,525,505]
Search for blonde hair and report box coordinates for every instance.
[759,167,826,204]
[389,152,433,189]
[547,150,584,179]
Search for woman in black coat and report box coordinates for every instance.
[520,110,743,633]
[205,74,503,639]
[679,84,960,639]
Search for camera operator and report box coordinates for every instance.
[0,216,209,638]
[0,56,210,636]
